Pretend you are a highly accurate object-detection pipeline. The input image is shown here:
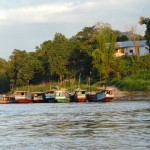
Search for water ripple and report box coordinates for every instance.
[0,101,150,150]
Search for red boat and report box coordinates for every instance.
[14,91,33,103]
[70,88,87,102]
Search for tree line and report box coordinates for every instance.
[0,17,150,93]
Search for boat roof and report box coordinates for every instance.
[44,90,55,93]
[55,88,67,91]
[15,91,28,93]
[75,88,85,92]
[33,92,44,94]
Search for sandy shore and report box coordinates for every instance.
[107,86,150,101]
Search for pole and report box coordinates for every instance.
[78,73,81,88]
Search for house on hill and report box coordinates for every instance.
[115,40,149,57]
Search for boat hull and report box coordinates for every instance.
[0,101,17,104]
[56,99,69,103]
[77,97,87,102]
[86,93,96,102]
[15,98,33,103]
[46,98,57,103]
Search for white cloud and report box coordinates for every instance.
[0,2,77,24]
[0,1,103,25]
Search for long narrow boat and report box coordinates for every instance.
[14,91,33,103]
[0,94,17,104]
[44,90,56,103]
[86,92,96,102]
[71,88,87,102]
[95,89,114,102]
[32,92,46,103]
[55,89,70,103]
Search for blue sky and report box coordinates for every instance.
[0,0,149,60]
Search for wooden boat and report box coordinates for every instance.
[70,88,87,102]
[0,94,17,104]
[44,90,56,103]
[14,91,33,103]
[55,89,70,103]
[95,89,114,102]
[86,92,96,102]
[32,92,46,103]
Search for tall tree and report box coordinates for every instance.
[8,49,44,88]
[140,17,150,53]
[8,49,28,88]
[48,33,71,85]
[0,58,9,93]
[92,24,117,81]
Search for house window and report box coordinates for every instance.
[129,49,133,53]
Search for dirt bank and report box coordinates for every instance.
[107,86,150,101]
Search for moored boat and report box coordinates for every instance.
[32,92,46,103]
[55,89,70,103]
[0,94,17,104]
[86,92,96,102]
[14,91,33,103]
[44,90,56,103]
[71,88,87,102]
[95,89,114,102]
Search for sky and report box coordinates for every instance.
[0,0,149,60]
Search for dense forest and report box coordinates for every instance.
[0,17,150,93]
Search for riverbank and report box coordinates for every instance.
[109,86,150,101]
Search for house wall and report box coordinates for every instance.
[120,46,148,57]
[126,47,136,56]
[139,47,149,56]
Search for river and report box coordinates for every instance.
[0,101,150,150]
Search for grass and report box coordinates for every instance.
[10,70,150,93]
[110,70,150,92]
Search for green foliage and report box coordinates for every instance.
[0,58,9,93]
[92,25,117,80]
[111,70,150,91]
[140,17,150,53]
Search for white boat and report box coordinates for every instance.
[14,91,33,103]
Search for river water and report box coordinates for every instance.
[0,101,150,150]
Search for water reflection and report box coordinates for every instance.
[0,102,150,150]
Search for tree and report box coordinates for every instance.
[8,49,28,88]
[0,58,9,93]
[8,49,44,88]
[48,33,71,85]
[140,17,150,53]
[92,25,117,82]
